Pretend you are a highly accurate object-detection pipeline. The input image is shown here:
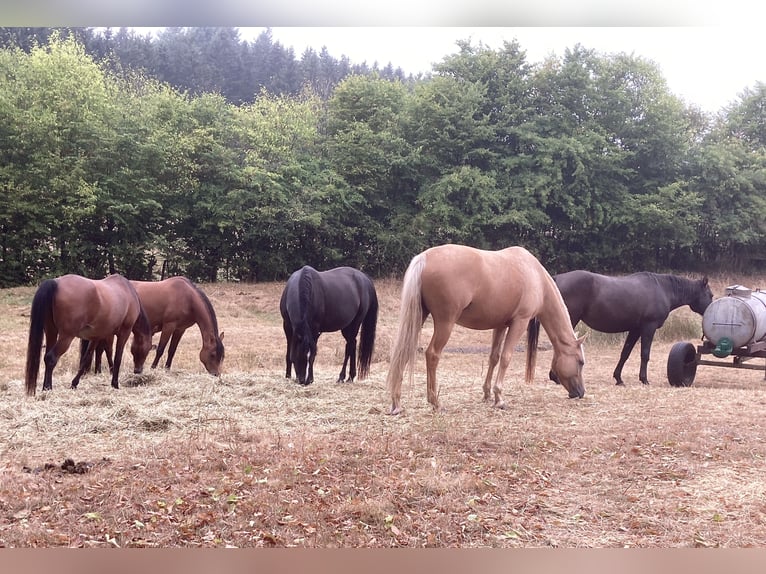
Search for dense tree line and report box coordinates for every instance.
[0,32,764,287]
[0,27,412,104]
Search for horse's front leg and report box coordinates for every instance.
[638,328,657,385]
[483,327,506,401]
[614,330,641,385]
[164,330,185,369]
[492,321,527,410]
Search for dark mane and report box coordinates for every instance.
[298,267,314,324]
[181,276,224,359]
[650,273,705,304]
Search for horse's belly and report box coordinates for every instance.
[77,324,104,339]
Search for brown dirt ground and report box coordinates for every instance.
[2,273,766,547]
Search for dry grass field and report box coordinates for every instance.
[2,272,766,547]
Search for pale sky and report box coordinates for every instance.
[233,27,763,114]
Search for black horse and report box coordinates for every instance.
[553,270,712,386]
[280,265,378,385]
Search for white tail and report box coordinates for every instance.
[386,253,426,412]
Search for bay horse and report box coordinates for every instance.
[280,265,378,385]
[86,277,225,376]
[553,270,712,386]
[25,274,153,396]
[386,244,587,415]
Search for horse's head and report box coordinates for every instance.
[130,330,153,374]
[200,332,225,376]
[550,333,587,399]
[690,276,713,315]
[131,305,154,374]
[290,328,317,385]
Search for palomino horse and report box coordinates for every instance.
[25,274,153,395]
[387,244,587,414]
[553,270,712,386]
[88,277,225,376]
[280,266,378,385]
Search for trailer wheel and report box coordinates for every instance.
[667,341,697,387]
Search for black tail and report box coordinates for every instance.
[525,317,540,384]
[357,283,379,380]
[25,279,58,396]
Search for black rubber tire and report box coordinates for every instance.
[667,341,698,387]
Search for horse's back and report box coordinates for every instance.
[52,274,138,337]
[131,277,198,329]
[420,244,551,328]
[555,270,671,332]
[317,266,376,331]
[282,265,375,333]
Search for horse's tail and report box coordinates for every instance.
[25,279,58,396]
[525,317,540,384]
[357,281,378,380]
[386,253,426,401]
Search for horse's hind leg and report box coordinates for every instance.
[425,319,455,410]
[614,330,641,385]
[110,329,131,389]
[483,327,506,401]
[338,327,359,382]
[283,322,293,379]
[72,340,97,389]
[41,327,63,391]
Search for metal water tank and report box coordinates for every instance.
[702,285,766,349]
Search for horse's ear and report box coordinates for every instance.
[219,331,225,341]
[702,275,709,285]
[576,332,588,345]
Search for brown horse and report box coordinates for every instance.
[25,274,153,396]
[386,244,587,414]
[89,277,225,376]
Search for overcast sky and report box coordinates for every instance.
[229,27,763,114]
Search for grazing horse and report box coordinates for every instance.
[280,265,378,385]
[553,270,712,386]
[386,244,587,415]
[87,277,225,376]
[25,274,153,395]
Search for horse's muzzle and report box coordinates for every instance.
[569,388,585,399]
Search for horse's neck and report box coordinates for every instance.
[538,278,577,349]
[191,293,218,343]
[658,275,694,310]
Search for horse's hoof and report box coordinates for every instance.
[494,402,507,410]
[641,381,650,385]
[615,381,625,386]
[389,406,403,416]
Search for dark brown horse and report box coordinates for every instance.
[88,277,225,376]
[553,270,712,386]
[386,244,587,414]
[25,274,153,395]
[280,266,378,385]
